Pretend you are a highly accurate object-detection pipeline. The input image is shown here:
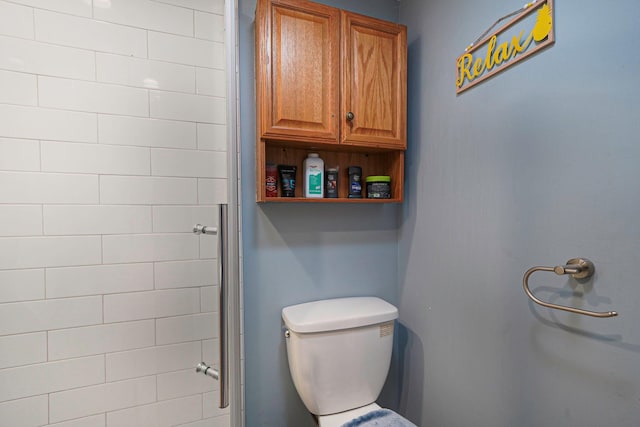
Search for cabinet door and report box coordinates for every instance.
[256,0,340,143]
[341,11,407,149]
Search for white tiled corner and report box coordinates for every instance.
[0,236,101,270]
[0,70,37,106]
[0,332,47,369]
[157,368,215,401]
[148,31,224,69]
[100,176,198,205]
[49,376,156,423]
[96,53,196,93]
[0,355,105,402]
[39,77,149,117]
[0,105,97,143]
[0,36,96,80]
[106,341,201,382]
[7,0,92,17]
[46,263,154,298]
[195,12,224,42]
[0,138,40,172]
[0,1,34,39]
[0,205,43,236]
[195,67,226,97]
[0,296,102,336]
[156,312,217,345]
[197,178,227,205]
[196,123,227,151]
[48,320,155,360]
[106,395,202,427]
[43,205,152,236]
[150,91,226,124]
[0,269,44,303]
[98,115,197,149]
[34,9,147,57]
[154,260,217,289]
[102,233,199,264]
[104,288,201,323]
[94,0,193,36]
[151,148,227,178]
[41,141,151,175]
[0,395,48,427]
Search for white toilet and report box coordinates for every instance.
[282,297,412,427]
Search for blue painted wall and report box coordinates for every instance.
[397,0,640,425]
[238,1,401,425]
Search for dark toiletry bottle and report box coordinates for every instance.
[265,163,277,197]
[347,166,362,198]
[325,167,338,198]
[277,165,297,197]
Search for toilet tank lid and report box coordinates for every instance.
[282,297,398,333]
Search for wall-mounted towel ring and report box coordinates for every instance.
[523,258,618,318]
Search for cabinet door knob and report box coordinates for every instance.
[346,112,354,121]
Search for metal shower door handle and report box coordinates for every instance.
[193,204,230,408]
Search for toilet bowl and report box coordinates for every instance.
[282,297,415,427]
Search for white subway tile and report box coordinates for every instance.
[39,77,149,117]
[152,206,216,233]
[49,414,106,427]
[0,205,42,236]
[200,286,218,313]
[0,296,102,336]
[106,341,201,382]
[0,395,48,427]
[150,91,226,124]
[0,332,47,369]
[197,178,227,205]
[0,70,37,105]
[195,12,224,42]
[94,0,193,36]
[44,205,152,236]
[199,235,217,259]
[42,141,150,175]
[202,391,230,427]
[156,312,217,345]
[154,260,217,289]
[7,0,92,17]
[0,172,98,204]
[97,53,196,93]
[0,355,104,402]
[48,320,155,360]
[151,148,226,179]
[152,0,223,14]
[148,31,224,69]
[0,105,97,142]
[50,376,156,423]
[0,36,95,80]
[195,67,225,97]
[0,269,44,303]
[102,233,199,264]
[34,9,147,57]
[104,288,200,323]
[0,138,40,172]
[196,124,226,151]
[157,368,214,401]
[201,339,219,366]
[46,263,154,298]
[0,1,34,39]
[98,115,196,149]
[0,236,101,270]
[106,395,201,427]
[181,416,231,427]
[100,176,198,205]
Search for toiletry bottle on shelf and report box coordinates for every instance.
[303,153,324,198]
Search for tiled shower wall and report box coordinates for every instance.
[0,0,232,426]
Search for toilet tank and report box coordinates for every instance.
[282,297,398,416]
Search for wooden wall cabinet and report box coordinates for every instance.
[255,0,407,203]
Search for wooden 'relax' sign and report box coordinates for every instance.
[456,0,555,94]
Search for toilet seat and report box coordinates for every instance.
[318,403,382,427]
